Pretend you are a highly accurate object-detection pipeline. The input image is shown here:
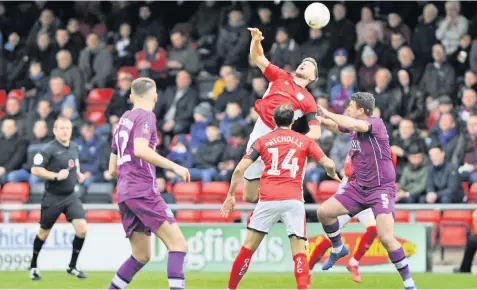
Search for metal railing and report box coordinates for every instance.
[1,203,476,223]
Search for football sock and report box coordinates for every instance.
[293,253,310,289]
[30,235,45,268]
[168,251,186,289]
[352,225,377,264]
[109,256,145,289]
[322,221,343,253]
[228,246,254,289]
[388,247,415,287]
[69,235,85,269]
[309,238,331,270]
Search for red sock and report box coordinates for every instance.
[353,225,377,261]
[294,253,310,289]
[309,238,331,270]
[228,247,254,289]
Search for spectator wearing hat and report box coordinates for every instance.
[436,1,469,56]
[459,89,477,122]
[392,69,426,129]
[301,28,332,75]
[214,70,251,120]
[396,144,430,203]
[452,115,477,184]
[216,8,249,70]
[420,43,456,104]
[329,66,357,114]
[424,145,464,204]
[189,121,226,184]
[216,124,247,182]
[383,12,411,46]
[269,27,301,72]
[355,6,384,51]
[392,46,423,87]
[0,119,28,185]
[2,97,27,137]
[323,3,356,62]
[358,46,381,92]
[253,6,277,53]
[450,34,472,81]
[279,1,307,45]
[413,4,439,66]
[356,28,394,69]
[327,48,349,92]
[190,102,213,152]
[167,28,200,78]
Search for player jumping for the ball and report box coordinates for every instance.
[107,77,190,290]
[315,92,417,290]
[244,27,321,204]
[221,104,340,289]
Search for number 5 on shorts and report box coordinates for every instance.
[380,193,389,209]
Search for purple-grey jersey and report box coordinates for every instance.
[339,117,395,188]
[112,109,158,203]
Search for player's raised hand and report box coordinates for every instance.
[57,169,70,180]
[173,165,190,182]
[248,27,264,41]
[220,195,236,218]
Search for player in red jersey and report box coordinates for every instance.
[221,104,339,289]
[243,27,322,204]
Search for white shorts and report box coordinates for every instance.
[335,177,375,227]
[247,200,306,239]
[244,117,272,181]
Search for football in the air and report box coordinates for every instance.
[304,2,331,29]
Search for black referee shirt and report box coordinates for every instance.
[33,139,80,195]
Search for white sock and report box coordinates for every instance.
[331,244,343,253]
[403,278,415,288]
[349,257,359,266]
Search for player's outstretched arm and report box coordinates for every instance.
[248,27,270,72]
[134,138,190,182]
[319,157,341,182]
[319,105,369,133]
[108,153,118,177]
[306,124,322,140]
[221,158,254,217]
[317,117,341,133]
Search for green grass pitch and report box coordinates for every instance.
[0,272,475,289]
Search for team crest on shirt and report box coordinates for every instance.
[296,92,304,101]
[350,140,361,152]
[68,159,75,168]
[143,122,150,135]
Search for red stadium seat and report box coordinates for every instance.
[316,180,339,202]
[439,225,468,247]
[394,210,410,223]
[84,111,107,126]
[1,183,29,203]
[87,88,115,104]
[79,23,91,38]
[112,186,118,204]
[10,211,28,223]
[173,182,201,203]
[93,24,107,37]
[118,66,139,79]
[200,182,229,201]
[306,182,318,201]
[168,134,191,150]
[469,183,477,203]
[442,210,473,226]
[176,210,200,223]
[201,210,241,223]
[415,210,441,247]
[235,182,246,204]
[86,210,114,223]
[0,90,7,107]
[112,211,121,223]
[27,210,41,223]
[8,89,24,101]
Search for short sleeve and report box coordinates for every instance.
[133,113,154,141]
[263,63,289,82]
[111,127,118,153]
[244,139,262,161]
[307,139,325,161]
[368,118,383,136]
[33,146,52,168]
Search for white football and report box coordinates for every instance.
[304,2,331,29]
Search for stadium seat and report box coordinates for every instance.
[173,182,201,203]
[27,210,41,223]
[87,88,114,105]
[415,210,441,225]
[93,24,107,37]
[200,182,229,202]
[469,183,477,203]
[0,90,6,107]
[176,210,200,223]
[112,211,121,222]
[394,210,410,223]
[83,183,114,204]
[8,89,24,101]
[118,66,139,79]
[442,210,473,226]
[9,211,28,223]
[306,182,318,201]
[200,210,241,223]
[86,210,114,223]
[1,182,29,203]
[315,180,339,202]
[439,210,473,259]
[84,111,107,126]
[235,182,245,203]
[79,23,91,37]
[28,183,45,204]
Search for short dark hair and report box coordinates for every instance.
[273,104,294,127]
[429,144,443,152]
[350,92,375,116]
[207,120,220,129]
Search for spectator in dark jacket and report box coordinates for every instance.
[66,19,85,56]
[25,9,61,49]
[412,4,438,66]
[157,177,176,209]
[20,62,49,113]
[452,115,477,184]
[215,70,251,119]
[424,145,464,204]
[301,28,332,72]
[372,68,399,124]
[3,32,28,90]
[220,102,247,140]
[459,89,477,123]
[392,46,423,86]
[190,121,226,184]
[189,1,221,42]
[278,1,307,45]
[393,69,426,129]
[356,28,394,69]
[167,28,200,77]
[327,49,349,92]
[324,3,356,62]
[75,122,103,188]
[2,97,27,137]
[111,23,135,68]
[50,50,84,104]
[156,71,198,136]
[253,6,276,53]
[29,32,56,74]
[105,72,133,125]
[358,46,381,91]
[165,135,193,184]
[429,113,461,162]
[7,120,51,185]
[397,144,429,203]
[269,27,301,72]
[450,34,472,81]
[189,102,213,152]
[216,124,247,182]
[53,29,80,65]
[78,33,113,90]
[457,70,477,100]
[420,43,456,102]
[133,6,167,53]
[0,119,28,184]
[383,12,412,46]
[216,9,249,69]
[136,36,167,81]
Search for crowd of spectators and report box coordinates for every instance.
[1,1,477,205]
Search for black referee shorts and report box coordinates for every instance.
[40,194,86,230]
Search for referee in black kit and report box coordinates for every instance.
[28,117,88,280]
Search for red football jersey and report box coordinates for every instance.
[245,129,325,201]
[255,63,319,130]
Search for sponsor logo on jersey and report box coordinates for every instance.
[350,140,361,152]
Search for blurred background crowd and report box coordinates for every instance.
[1,1,477,206]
